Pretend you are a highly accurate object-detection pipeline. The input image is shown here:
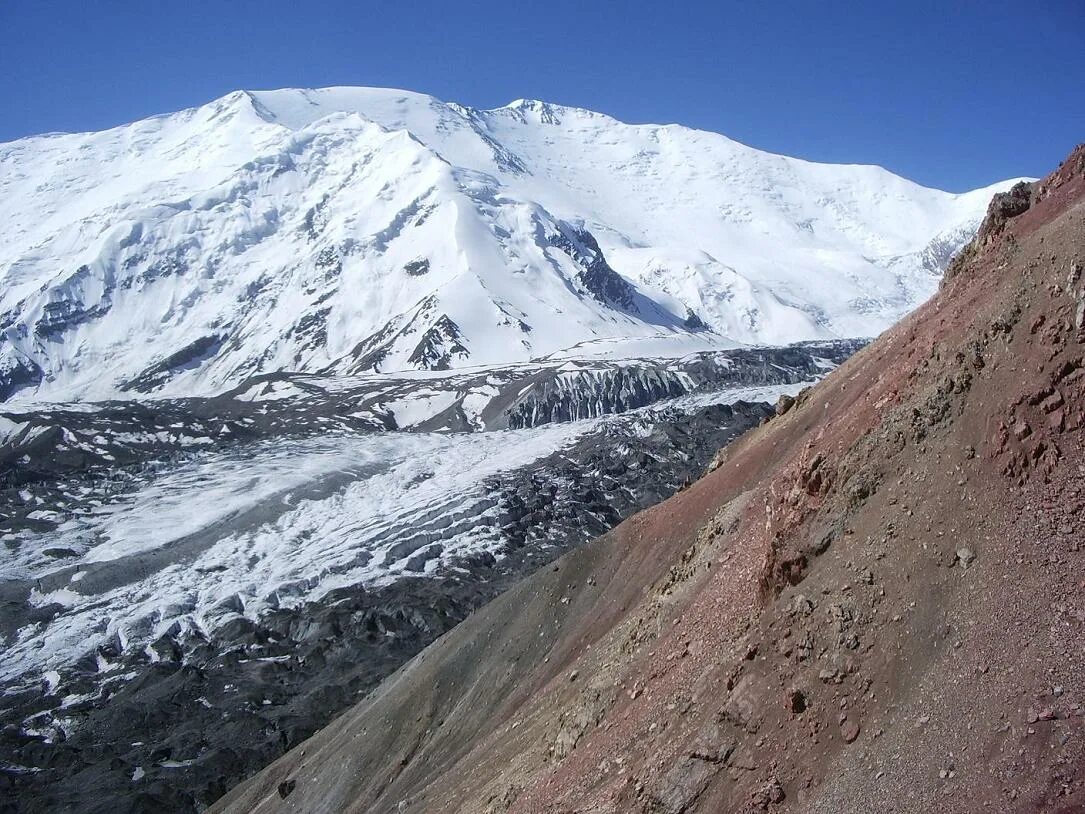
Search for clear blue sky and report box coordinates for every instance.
[2,0,1081,191]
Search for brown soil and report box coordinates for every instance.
[212,144,1085,814]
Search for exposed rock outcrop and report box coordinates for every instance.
[548,225,637,310]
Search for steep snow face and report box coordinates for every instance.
[0,87,1024,402]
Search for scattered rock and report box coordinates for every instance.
[840,718,860,743]
[1041,392,1064,413]
[789,593,815,616]
[751,777,786,809]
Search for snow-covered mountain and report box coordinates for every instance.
[0,87,1023,402]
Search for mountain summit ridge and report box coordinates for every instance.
[0,87,1026,403]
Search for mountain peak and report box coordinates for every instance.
[0,86,1026,404]
[498,98,567,124]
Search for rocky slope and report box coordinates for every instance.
[0,86,1022,402]
[213,146,1085,814]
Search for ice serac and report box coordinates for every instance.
[212,145,1085,814]
[0,86,1026,402]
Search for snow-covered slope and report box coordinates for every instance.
[0,87,1024,402]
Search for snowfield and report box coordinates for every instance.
[0,86,1025,403]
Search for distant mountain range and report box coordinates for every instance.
[0,87,1025,402]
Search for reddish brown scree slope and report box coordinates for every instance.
[213,145,1085,814]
